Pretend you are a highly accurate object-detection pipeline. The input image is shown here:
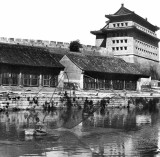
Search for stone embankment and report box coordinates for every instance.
[0,86,160,111]
[0,90,106,110]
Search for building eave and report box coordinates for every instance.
[84,70,149,78]
[90,30,104,35]
[105,13,159,32]
[101,26,160,41]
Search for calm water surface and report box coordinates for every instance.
[1,103,160,157]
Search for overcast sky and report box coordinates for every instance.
[0,0,160,45]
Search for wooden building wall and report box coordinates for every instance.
[83,72,138,91]
[0,64,61,87]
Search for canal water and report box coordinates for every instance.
[1,102,160,156]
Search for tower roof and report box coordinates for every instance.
[114,3,133,15]
[0,43,64,69]
[105,4,159,31]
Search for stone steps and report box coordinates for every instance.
[0,91,130,110]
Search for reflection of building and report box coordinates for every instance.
[136,115,151,126]
[83,109,138,129]
[91,4,160,70]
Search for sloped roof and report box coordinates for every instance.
[91,4,159,35]
[65,53,148,77]
[46,47,69,55]
[105,4,159,31]
[0,43,64,68]
[114,5,133,15]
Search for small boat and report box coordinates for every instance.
[35,129,47,136]
[24,129,35,136]
[24,129,47,136]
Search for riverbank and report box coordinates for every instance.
[0,86,159,110]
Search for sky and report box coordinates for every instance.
[0,0,160,46]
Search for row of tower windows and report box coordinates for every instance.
[112,47,127,51]
[135,47,158,56]
[112,39,128,44]
[135,40,158,50]
[135,23,156,36]
[111,22,156,36]
[112,22,128,28]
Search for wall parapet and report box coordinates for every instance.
[0,37,70,48]
[0,37,109,55]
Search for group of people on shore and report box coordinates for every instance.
[83,98,94,114]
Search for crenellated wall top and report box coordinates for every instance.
[0,37,108,53]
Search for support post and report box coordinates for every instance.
[137,78,141,92]
[39,74,42,87]
[80,72,84,89]
[18,72,22,86]
[123,80,125,90]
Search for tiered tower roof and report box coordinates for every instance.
[91,4,160,39]
[106,4,159,31]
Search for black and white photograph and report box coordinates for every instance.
[0,0,160,156]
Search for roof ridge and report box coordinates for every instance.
[114,5,133,15]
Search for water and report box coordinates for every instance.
[0,103,160,157]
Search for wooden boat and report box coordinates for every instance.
[24,129,35,136]
[35,129,47,136]
[24,129,47,136]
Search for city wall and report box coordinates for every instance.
[0,37,110,56]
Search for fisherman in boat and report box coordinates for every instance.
[25,111,47,136]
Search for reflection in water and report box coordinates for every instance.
[0,99,160,156]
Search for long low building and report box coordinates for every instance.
[60,53,149,91]
[0,42,149,91]
[0,43,64,87]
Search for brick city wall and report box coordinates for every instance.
[0,37,110,56]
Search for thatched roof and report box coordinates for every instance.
[0,43,64,69]
[65,53,148,77]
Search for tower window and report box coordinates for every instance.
[120,47,123,50]
[113,24,116,27]
[121,23,124,27]
[125,23,128,26]
[125,39,127,43]
[116,40,119,43]
[124,47,127,50]
[116,47,119,50]
[117,23,120,27]
[121,40,123,43]
[112,40,115,44]
[112,47,115,51]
